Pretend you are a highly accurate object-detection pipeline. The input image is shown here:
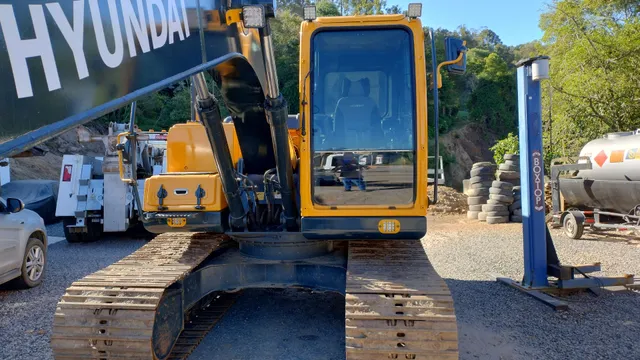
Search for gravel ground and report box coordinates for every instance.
[0,225,147,360]
[1,216,638,360]
[425,216,640,360]
[45,221,65,238]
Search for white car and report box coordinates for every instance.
[0,197,48,288]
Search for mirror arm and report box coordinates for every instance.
[435,42,467,89]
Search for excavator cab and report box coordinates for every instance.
[298,12,433,238]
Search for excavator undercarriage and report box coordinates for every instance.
[51,234,458,360]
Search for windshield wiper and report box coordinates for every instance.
[300,70,311,136]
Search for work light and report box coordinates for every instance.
[407,3,422,18]
[303,5,316,21]
[242,5,266,28]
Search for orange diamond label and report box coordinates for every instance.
[594,150,608,167]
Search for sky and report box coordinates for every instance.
[393,0,550,46]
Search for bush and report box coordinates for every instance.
[489,133,519,165]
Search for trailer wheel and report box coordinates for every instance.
[563,213,584,239]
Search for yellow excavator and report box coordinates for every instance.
[0,1,466,358]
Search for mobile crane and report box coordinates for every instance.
[0,0,467,358]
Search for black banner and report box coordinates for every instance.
[0,0,273,157]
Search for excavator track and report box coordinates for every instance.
[345,240,458,360]
[167,292,238,360]
[50,232,230,360]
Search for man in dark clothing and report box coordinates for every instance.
[334,153,366,191]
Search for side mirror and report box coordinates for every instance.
[6,198,25,213]
[445,37,467,74]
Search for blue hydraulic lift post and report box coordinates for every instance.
[516,58,550,288]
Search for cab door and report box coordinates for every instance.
[0,198,22,276]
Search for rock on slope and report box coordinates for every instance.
[440,123,499,191]
[9,123,106,181]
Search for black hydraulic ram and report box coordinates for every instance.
[193,73,247,230]
[260,22,298,231]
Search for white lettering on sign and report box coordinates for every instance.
[122,0,151,58]
[0,0,192,99]
[0,4,60,98]
[47,1,89,80]
[532,150,544,211]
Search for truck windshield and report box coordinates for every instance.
[310,28,416,206]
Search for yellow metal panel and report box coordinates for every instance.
[298,17,429,218]
[143,173,228,212]
[166,122,241,173]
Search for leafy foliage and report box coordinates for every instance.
[489,133,519,165]
[540,0,640,158]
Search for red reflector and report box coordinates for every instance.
[63,165,73,182]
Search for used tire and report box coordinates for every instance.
[504,154,519,160]
[489,187,512,196]
[513,209,522,216]
[497,171,520,180]
[472,162,494,169]
[478,212,488,221]
[485,210,510,217]
[504,159,520,167]
[467,211,480,220]
[470,175,494,184]
[487,215,510,224]
[468,204,484,212]
[489,194,514,203]
[510,215,522,223]
[12,238,46,289]
[467,188,490,197]
[467,196,489,205]
[498,164,518,172]
[492,181,514,191]
[513,186,521,192]
[487,199,504,205]
[482,204,508,212]
[470,167,494,177]
[470,181,494,189]
[509,200,522,211]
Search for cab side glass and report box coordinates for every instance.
[445,37,466,74]
[6,198,24,213]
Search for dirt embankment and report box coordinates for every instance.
[10,122,106,181]
[440,123,499,190]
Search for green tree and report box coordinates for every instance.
[489,133,519,165]
[467,52,517,135]
[316,0,341,16]
[540,0,640,157]
[272,9,304,113]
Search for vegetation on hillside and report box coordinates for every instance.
[539,0,640,160]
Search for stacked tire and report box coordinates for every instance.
[496,154,520,187]
[467,162,495,219]
[479,181,514,224]
[510,186,522,222]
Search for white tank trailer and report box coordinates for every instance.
[555,129,640,238]
[560,129,640,212]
